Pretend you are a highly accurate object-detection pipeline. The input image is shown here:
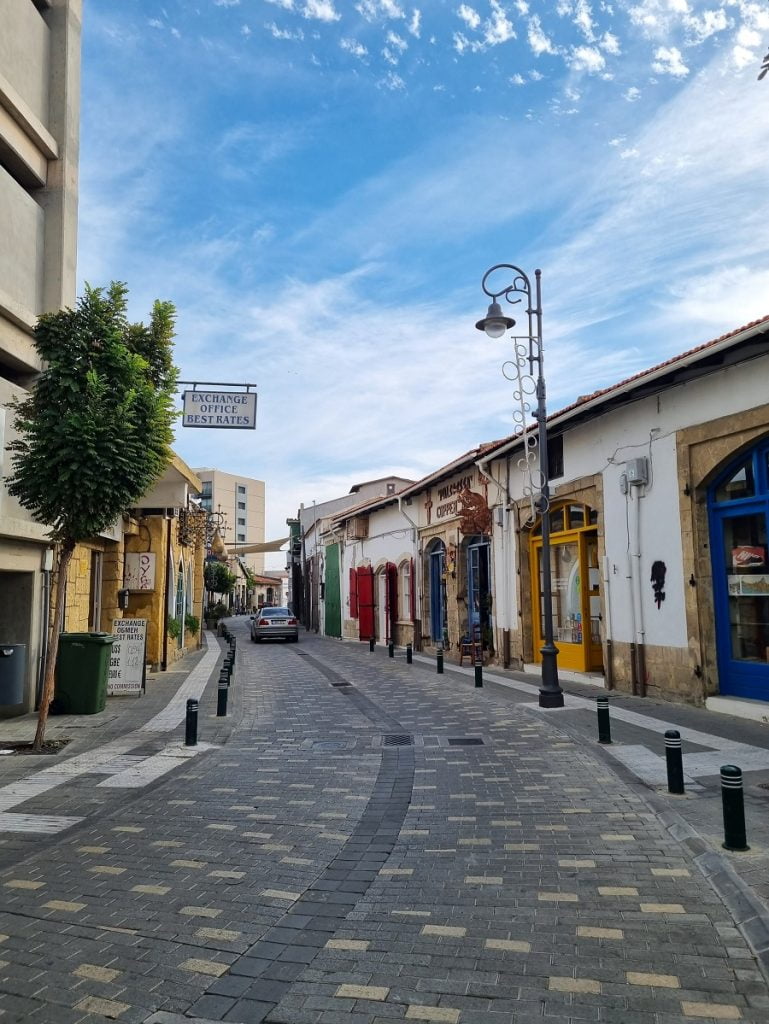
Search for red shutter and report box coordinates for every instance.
[409,557,416,622]
[349,568,358,618]
[357,566,375,641]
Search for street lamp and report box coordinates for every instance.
[475,264,564,709]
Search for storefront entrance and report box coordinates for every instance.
[427,541,447,648]
[710,442,769,702]
[530,503,602,673]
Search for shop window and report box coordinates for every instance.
[548,435,564,480]
[715,457,755,503]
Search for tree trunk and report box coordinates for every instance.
[33,539,75,751]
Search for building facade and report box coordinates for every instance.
[193,468,266,575]
[0,0,81,712]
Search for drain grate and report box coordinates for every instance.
[448,737,484,746]
[383,734,413,746]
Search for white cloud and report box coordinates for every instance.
[264,0,295,8]
[510,72,526,84]
[620,147,640,158]
[148,18,163,29]
[356,0,405,19]
[241,24,252,36]
[341,37,369,58]
[572,0,596,41]
[624,86,641,101]
[652,45,689,76]
[600,31,620,54]
[484,0,516,45]
[214,0,241,6]
[528,15,558,55]
[267,22,305,40]
[457,4,481,30]
[302,0,341,22]
[378,70,406,89]
[567,45,606,72]
[408,9,421,37]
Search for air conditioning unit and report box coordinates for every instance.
[346,517,368,540]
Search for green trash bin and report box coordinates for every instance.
[54,633,115,714]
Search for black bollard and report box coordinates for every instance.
[369,637,375,652]
[664,730,685,794]
[721,765,749,851]
[219,667,229,691]
[406,643,413,665]
[388,641,394,659]
[437,647,444,674]
[474,654,483,688]
[185,698,198,746]
[217,681,228,717]
[597,696,612,744]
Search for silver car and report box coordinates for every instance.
[250,607,299,643]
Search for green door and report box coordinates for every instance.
[325,543,342,638]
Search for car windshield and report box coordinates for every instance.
[261,608,289,617]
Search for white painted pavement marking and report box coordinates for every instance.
[0,636,222,828]
[0,813,84,833]
[140,639,221,732]
[99,743,216,788]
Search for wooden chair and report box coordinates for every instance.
[459,627,483,666]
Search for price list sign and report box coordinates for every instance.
[108,618,147,696]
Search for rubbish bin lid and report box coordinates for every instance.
[59,632,115,644]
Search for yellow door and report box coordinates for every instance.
[532,529,603,673]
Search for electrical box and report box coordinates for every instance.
[625,457,649,486]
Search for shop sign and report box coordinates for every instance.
[125,553,155,591]
[182,390,257,429]
[108,618,147,696]
[426,473,475,523]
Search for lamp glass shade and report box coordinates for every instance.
[475,300,515,338]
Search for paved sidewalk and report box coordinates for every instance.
[0,624,766,1022]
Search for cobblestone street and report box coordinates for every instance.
[0,627,767,1024]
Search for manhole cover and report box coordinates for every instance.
[383,734,413,746]
[448,737,484,746]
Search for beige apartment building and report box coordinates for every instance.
[0,1,82,708]
[193,469,266,576]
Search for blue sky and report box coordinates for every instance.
[78,1,769,565]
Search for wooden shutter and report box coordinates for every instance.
[349,567,358,618]
[357,566,375,640]
[409,557,416,622]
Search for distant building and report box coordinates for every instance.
[193,468,266,575]
[0,1,82,709]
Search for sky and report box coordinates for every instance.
[77,1,769,568]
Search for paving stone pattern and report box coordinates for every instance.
[0,628,766,1023]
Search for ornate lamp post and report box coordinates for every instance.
[475,264,564,709]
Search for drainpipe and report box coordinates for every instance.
[477,456,513,667]
[602,555,614,690]
[161,514,172,672]
[631,488,647,696]
[398,494,421,645]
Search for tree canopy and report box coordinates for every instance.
[7,282,178,541]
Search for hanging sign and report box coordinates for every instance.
[108,618,147,696]
[182,390,257,429]
[124,553,156,591]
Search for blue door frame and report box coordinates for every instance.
[429,545,445,646]
[709,443,769,702]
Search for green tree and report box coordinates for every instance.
[204,561,237,597]
[6,282,178,748]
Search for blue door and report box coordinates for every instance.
[710,443,769,701]
[429,544,446,647]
